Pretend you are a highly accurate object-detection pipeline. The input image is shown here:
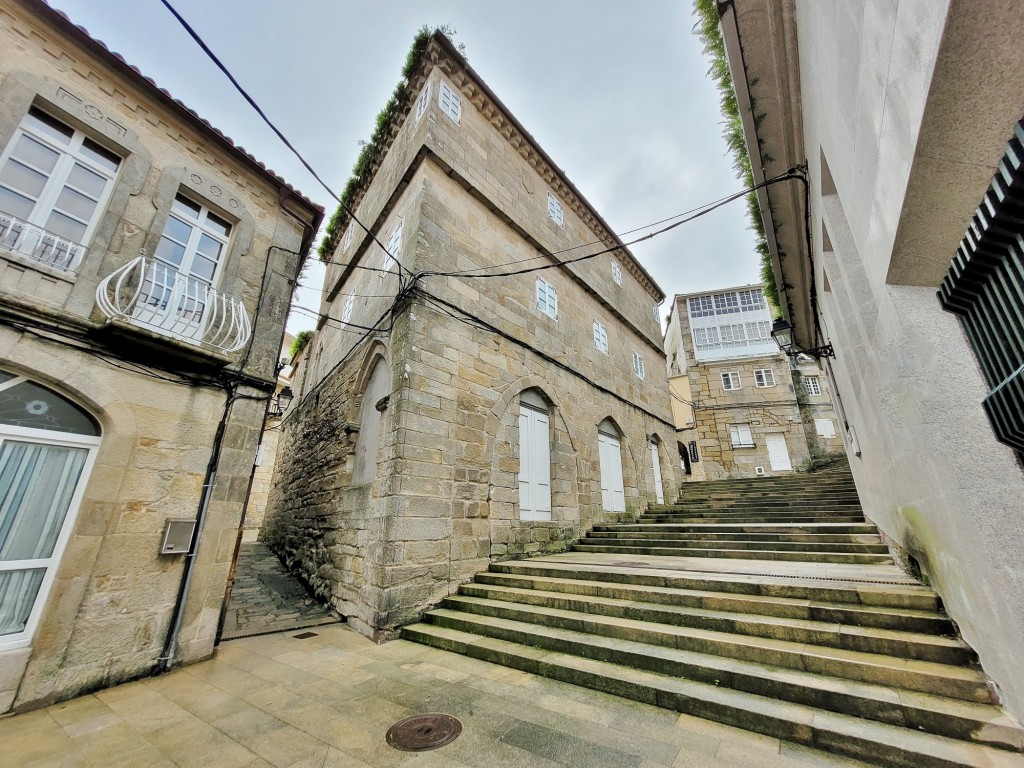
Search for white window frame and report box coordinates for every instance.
[689,295,715,318]
[653,304,660,323]
[342,221,354,250]
[632,351,646,380]
[593,320,608,354]
[383,221,402,276]
[611,259,622,285]
[547,192,564,227]
[729,423,754,448]
[0,377,101,651]
[415,82,430,122]
[536,276,558,319]
[0,107,121,267]
[721,371,741,391]
[805,376,822,396]
[518,400,552,521]
[439,82,461,124]
[738,288,767,312]
[754,368,776,388]
[714,292,740,314]
[342,294,355,324]
[815,418,837,438]
[693,327,721,351]
[154,193,232,290]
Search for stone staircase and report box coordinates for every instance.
[403,464,1024,767]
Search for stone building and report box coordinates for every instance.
[664,283,841,480]
[263,31,681,640]
[0,0,321,713]
[719,0,1024,718]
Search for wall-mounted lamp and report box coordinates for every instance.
[269,386,294,417]
[770,318,835,359]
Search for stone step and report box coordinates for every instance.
[473,571,954,634]
[403,625,1024,766]
[597,522,881,535]
[491,560,936,610]
[588,530,883,544]
[649,503,865,513]
[447,589,972,665]
[571,542,892,564]
[584,534,887,553]
[664,492,862,503]
[642,514,867,524]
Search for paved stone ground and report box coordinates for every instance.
[221,542,339,640]
[0,624,875,768]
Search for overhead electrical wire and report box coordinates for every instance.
[156,0,405,279]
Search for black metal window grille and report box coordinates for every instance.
[939,119,1024,452]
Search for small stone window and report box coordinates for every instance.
[342,294,355,324]
[611,259,621,285]
[439,82,461,124]
[632,352,646,380]
[754,368,776,388]
[721,371,741,391]
[343,221,354,250]
[547,192,564,227]
[536,277,557,319]
[593,320,608,354]
[415,83,430,122]
[805,376,821,395]
[729,423,754,448]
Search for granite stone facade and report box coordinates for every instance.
[263,32,681,639]
[0,1,320,713]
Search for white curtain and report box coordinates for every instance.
[0,440,87,560]
[0,569,44,636]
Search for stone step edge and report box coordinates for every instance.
[459,583,963,651]
[491,561,934,608]
[582,536,888,552]
[403,623,1023,768]
[571,544,893,564]
[450,593,974,667]
[475,571,951,627]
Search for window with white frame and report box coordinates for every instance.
[342,294,355,324]
[632,352,646,380]
[693,327,720,351]
[0,371,101,649]
[738,288,767,311]
[815,418,837,438]
[536,276,557,319]
[653,304,660,322]
[719,323,747,348]
[721,371,741,390]
[415,83,430,122]
[611,259,621,285]
[745,320,771,342]
[713,292,740,314]
[383,221,402,274]
[0,107,121,270]
[689,295,715,318]
[805,376,822,396]
[343,221,354,249]
[729,423,754,448]
[547,192,564,227]
[754,368,776,388]
[439,82,461,123]
[593,320,608,353]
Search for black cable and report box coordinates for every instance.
[156,0,405,280]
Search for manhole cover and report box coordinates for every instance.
[386,713,462,751]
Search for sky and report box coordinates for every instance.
[50,0,760,334]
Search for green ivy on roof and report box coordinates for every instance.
[692,0,779,314]
[318,25,464,262]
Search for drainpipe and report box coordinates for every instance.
[155,384,237,675]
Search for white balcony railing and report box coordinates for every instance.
[96,256,252,354]
[0,211,86,272]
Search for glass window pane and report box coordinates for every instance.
[43,211,87,243]
[172,195,202,219]
[25,109,73,145]
[0,441,88,560]
[0,568,45,636]
[162,215,192,245]
[190,255,216,282]
[205,212,231,237]
[0,186,37,220]
[79,139,120,173]
[53,187,97,222]
[155,236,186,266]
[66,163,107,199]
[12,135,60,174]
[196,233,223,261]
[0,159,48,199]
[0,381,99,435]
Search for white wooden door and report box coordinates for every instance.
[599,433,626,512]
[649,442,665,504]
[518,405,551,520]
[765,433,793,471]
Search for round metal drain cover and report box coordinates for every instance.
[386,713,462,751]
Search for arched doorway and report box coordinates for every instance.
[597,418,625,513]
[0,370,101,649]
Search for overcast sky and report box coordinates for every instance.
[51,0,760,333]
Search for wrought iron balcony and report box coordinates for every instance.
[0,211,86,273]
[95,256,252,354]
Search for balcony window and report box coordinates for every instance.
[0,108,121,271]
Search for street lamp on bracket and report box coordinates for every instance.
[770,318,835,359]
